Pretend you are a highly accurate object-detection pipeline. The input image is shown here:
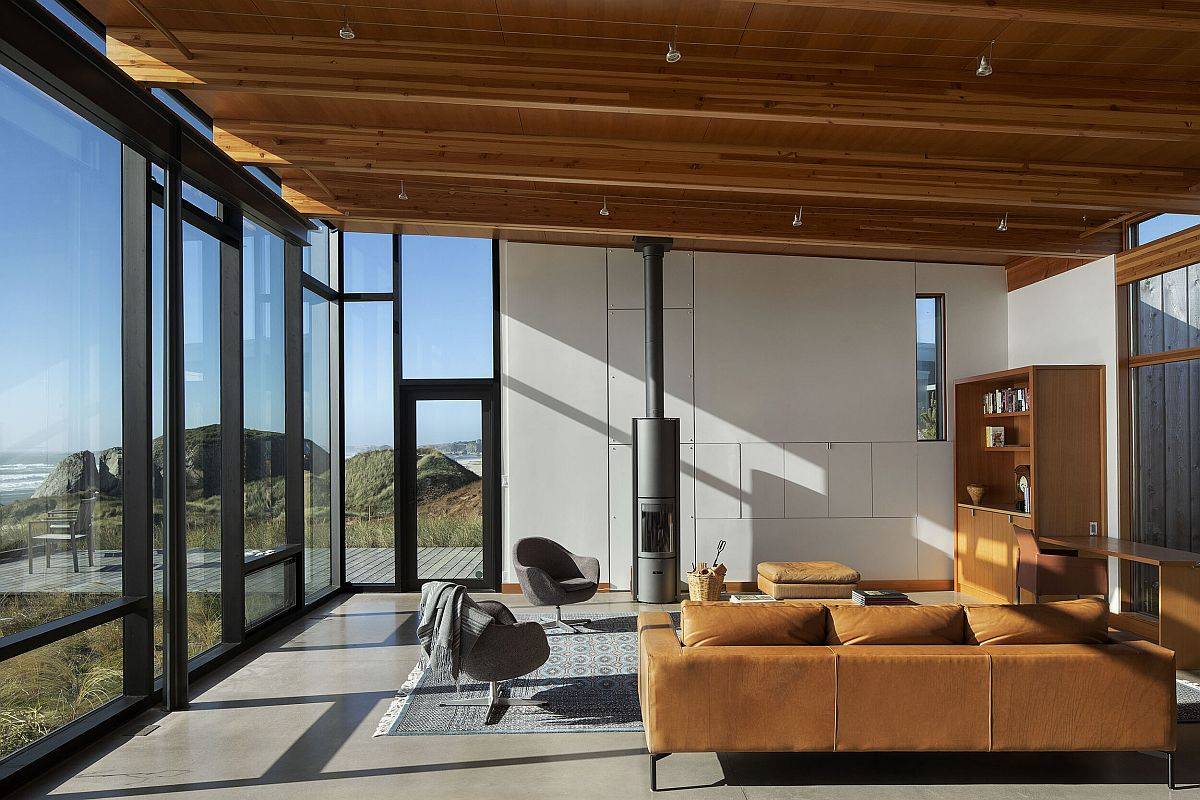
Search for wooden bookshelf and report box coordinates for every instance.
[953,365,1106,603]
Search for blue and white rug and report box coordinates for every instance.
[375,611,663,736]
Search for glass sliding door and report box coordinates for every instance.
[404,392,495,588]
[343,302,395,584]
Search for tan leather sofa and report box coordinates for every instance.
[637,598,1176,791]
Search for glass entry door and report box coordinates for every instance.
[401,390,497,589]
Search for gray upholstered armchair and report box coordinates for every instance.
[513,537,600,633]
[441,600,550,719]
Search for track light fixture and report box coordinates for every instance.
[339,6,355,39]
[666,27,682,63]
[792,208,804,228]
[997,212,1009,232]
[976,39,994,77]
[397,180,408,201]
[599,196,610,216]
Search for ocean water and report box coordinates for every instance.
[0,460,58,505]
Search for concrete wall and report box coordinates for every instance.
[1007,255,1120,604]
[501,243,1008,587]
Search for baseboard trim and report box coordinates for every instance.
[499,580,952,594]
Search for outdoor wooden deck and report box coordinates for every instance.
[0,546,483,593]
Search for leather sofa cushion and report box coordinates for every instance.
[835,646,990,751]
[965,597,1109,645]
[757,561,860,584]
[826,604,964,645]
[681,601,826,646]
[989,641,1176,751]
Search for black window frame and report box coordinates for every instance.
[340,234,502,592]
[916,293,946,442]
[0,2,333,791]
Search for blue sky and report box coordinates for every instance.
[0,64,123,457]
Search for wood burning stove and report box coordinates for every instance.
[631,237,680,603]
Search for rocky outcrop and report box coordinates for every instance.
[32,451,99,498]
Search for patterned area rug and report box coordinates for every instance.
[375,611,670,736]
[1178,678,1200,723]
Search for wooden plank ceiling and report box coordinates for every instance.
[81,0,1200,266]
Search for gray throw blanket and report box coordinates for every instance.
[416,581,494,687]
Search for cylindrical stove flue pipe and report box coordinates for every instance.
[634,237,672,418]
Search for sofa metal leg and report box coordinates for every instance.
[650,753,668,792]
[539,606,591,633]
[1167,750,1177,790]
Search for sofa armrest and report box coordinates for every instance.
[637,612,836,754]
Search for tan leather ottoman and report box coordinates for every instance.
[757,561,861,599]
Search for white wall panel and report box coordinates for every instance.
[828,442,872,517]
[694,443,740,519]
[784,443,830,518]
[916,441,955,580]
[607,309,695,444]
[501,243,610,582]
[740,442,785,518]
[693,252,915,444]
[608,444,633,590]
[607,248,693,309]
[697,517,918,582]
[872,442,918,518]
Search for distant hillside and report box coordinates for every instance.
[344,446,480,518]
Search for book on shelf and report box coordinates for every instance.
[982,387,1028,415]
[729,593,777,604]
[984,426,1006,448]
[852,589,911,606]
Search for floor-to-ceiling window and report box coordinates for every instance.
[339,233,498,588]
[1128,258,1200,615]
[0,62,125,760]
[344,296,396,584]
[301,221,337,598]
[1,2,333,784]
[242,219,287,560]
[181,221,225,655]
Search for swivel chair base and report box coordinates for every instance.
[539,605,591,633]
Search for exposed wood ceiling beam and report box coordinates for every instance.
[738,0,1200,33]
[278,172,1118,258]
[1005,254,1095,290]
[215,120,1200,214]
[108,29,1200,142]
[121,0,193,59]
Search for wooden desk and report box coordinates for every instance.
[1039,534,1200,668]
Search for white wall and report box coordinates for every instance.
[1006,255,1120,604]
[501,243,1008,587]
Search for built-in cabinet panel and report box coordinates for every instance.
[784,443,830,518]
[606,248,694,309]
[828,443,873,517]
[917,442,956,580]
[694,443,741,519]
[872,442,918,518]
[740,442,785,519]
[956,505,1019,602]
[697,517,918,582]
[607,308,695,444]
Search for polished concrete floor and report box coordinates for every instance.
[14,591,1198,799]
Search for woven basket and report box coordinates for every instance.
[687,569,725,601]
